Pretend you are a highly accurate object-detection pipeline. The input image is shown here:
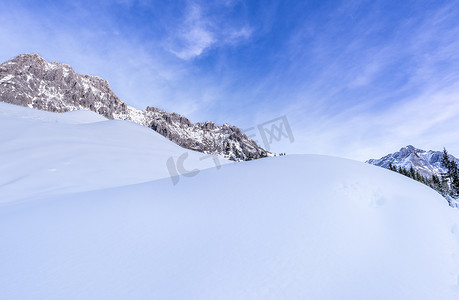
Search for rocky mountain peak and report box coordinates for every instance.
[366,145,458,178]
[0,53,271,161]
[401,144,416,151]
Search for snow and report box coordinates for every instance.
[0,74,14,83]
[367,145,454,178]
[1,103,459,299]
[112,106,148,126]
[0,102,230,203]
[0,102,107,124]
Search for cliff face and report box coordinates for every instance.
[366,145,458,178]
[0,53,270,161]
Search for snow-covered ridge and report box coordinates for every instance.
[0,53,270,161]
[2,153,459,299]
[366,145,458,178]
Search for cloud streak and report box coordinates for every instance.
[167,4,216,60]
[165,1,253,60]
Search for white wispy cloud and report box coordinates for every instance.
[165,2,253,60]
[167,4,216,60]
[258,1,459,160]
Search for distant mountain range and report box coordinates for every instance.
[367,145,459,207]
[0,53,270,161]
[366,145,459,178]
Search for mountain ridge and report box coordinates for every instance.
[366,145,459,178]
[0,53,271,161]
[366,145,459,207]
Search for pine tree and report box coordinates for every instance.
[442,149,452,178]
[415,171,422,182]
[441,148,459,198]
[450,160,459,197]
[409,166,416,179]
[441,175,449,193]
[432,174,440,187]
[402,167,409,177]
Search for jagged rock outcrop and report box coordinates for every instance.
[0,53,271,161]
[366,145,458,178]
[367,145,459,207]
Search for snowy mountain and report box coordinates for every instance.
[0,102,232,203]
[1,104,459,299]
[0,53,270,161]
[366,145,459,178]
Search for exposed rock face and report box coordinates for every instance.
[0,54,127,117]
[0,53,270,161]
[366,145,458,178]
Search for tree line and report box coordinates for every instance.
[387,148,458,206]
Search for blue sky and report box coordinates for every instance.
[1,0,459,160]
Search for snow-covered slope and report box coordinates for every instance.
[0,53,270,161]
[366,145,458,178]
[366,145,459,207]
[0,102,230,203]
[1,104,459,299]
[1,153,459,299]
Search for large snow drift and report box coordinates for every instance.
[0,102,229,202]
[1,103,459,299]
